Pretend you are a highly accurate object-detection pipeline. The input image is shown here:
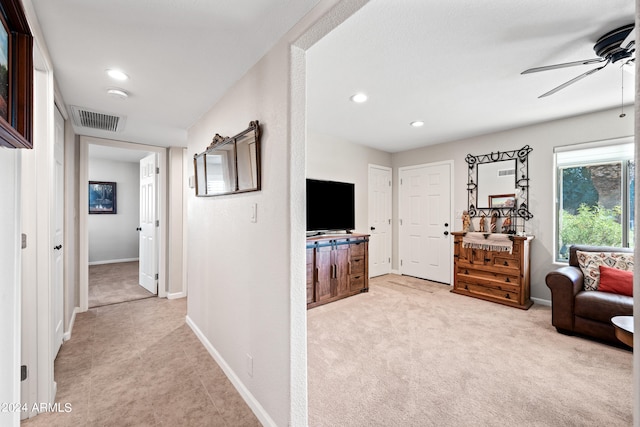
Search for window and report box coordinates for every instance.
[555,138,634,261]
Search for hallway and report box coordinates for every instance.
[22,297,259,426]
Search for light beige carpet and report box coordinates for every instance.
[21,297,260,426]
[89,261,155,308]
[308,274,632,427]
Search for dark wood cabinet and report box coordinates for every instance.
[306,234,369,309]
[451,232,533,310]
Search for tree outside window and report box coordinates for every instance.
[556,141,634,262]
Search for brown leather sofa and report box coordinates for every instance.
[545,244,633,345]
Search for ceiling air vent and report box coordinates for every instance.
[70,106,126,133]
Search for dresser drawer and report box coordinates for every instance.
[459,280,520,304]
[350,241,366,256]
[350,256,365,274]
[490,254,520,270]
[350,274,366,292]
[456,266,520,286]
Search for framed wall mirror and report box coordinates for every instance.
[194,120,261,197]
[466,145,533,224]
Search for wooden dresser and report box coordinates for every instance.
[306,234,369,309]
[451,231,533,309]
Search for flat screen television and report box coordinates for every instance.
[306,179,355,233]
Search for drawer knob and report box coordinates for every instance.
[504,261,509,266]
[484,258,490,262]
[464,285,469,290]
[505,277,510,283]
[505,294,510,299]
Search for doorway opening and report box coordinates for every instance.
[87,144,157,307]
[79,136,167,312]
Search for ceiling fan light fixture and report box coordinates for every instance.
[410,121,424,127]
[107,88,129,99]
[106,69,129,81]
[350,93,368,103]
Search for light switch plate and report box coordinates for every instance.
[251,203,257,223]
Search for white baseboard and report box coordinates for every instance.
[167,291,185,300]
[531,297,551,307]
[88,258,139,266]
[390,269,400,275]
[63,307,79,341]
[186,315,277,427]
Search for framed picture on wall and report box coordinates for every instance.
[89,181,117,214]
[0,0,33,149]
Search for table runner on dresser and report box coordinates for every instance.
[462,232,513,254]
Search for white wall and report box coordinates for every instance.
[392,107,634,302]
[307,131,392,234]
[185,1,368,426]
[0,148,21,427]
[88,158,139,264]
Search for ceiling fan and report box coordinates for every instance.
[522,24,635,98]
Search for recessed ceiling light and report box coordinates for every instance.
[410,121,425,127]
[107,88,129,99]
[350,93,368,103]
[106,69,129,81]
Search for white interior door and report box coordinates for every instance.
[399,162,452,284]
[139,154,158,294]
[368,165,392,277]
[52,107,64,357]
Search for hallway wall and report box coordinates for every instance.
[88,158,139,264]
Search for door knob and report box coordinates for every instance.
[370,226,376,231]
[444,223,449,227]
[136,227,142,231]
[54,245,62,250]
[443,231,449,236]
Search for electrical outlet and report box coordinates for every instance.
[246,353,253,377]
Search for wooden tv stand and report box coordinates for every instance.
[306,234,369,309]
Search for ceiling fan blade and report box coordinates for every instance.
[621,26,635,49]
[538,62,609,98]
[522,57,606,74]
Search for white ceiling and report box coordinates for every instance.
[88,144,150,163]
[30,0,321,147]
[31,0,635,154]
[307,0,636,152]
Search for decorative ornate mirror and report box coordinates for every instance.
[194,120,261,197]
[466,145,533,231]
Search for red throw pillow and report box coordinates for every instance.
[597,265,633,297]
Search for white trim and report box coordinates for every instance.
[531,297,551,307]
[79,141,89,312]
[63,307,79,341]
[390,269,400,275]
[182,148,189,298]
[368,164,393,277]
[167,291,186,300]
[88,257,139,266]
[186,316,277,427]
[553,135,634,153]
